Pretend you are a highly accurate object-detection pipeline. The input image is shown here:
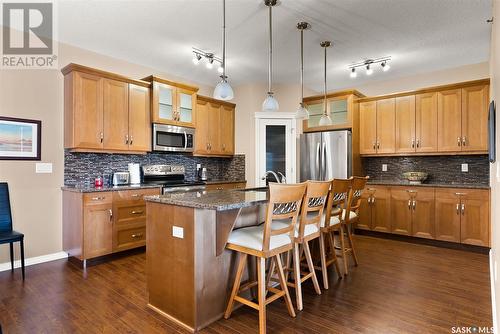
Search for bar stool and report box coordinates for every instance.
[270,180,330,311]
[339,176,369,273]
[315,178,351,289]
[224,182,307,334]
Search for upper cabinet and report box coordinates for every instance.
[195,95,235,157]
[143,76,198,128]
[303,90,365,132]
[62,63,151,154]
[359,79,489,156]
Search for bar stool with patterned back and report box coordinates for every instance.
[340,176,370,273]
[224,182,307,334]
[0,183,25,280]
[314,178,353,288]
[270,180,330,311]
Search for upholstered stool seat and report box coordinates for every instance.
[227,224,293,251]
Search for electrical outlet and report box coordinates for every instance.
[172,226,184,239]
[461,163,469,172]
[382,164,388,172]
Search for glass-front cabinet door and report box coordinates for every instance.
[177,89,195,125]
[157,83,175,121]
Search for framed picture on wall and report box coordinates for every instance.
[0,116,41,160]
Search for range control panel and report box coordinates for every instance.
[142,165,185,176]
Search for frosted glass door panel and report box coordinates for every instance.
[178,93,193,123]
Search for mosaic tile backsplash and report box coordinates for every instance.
[362,155,490,185]
[64,151,245,186]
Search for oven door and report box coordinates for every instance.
[153,124,195,152]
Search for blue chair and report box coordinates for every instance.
[0,183,25,280]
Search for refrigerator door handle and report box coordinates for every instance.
[316,142,321,180]
[322,141,327,181]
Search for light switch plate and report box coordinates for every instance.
[35,163,53,173]
[172,226,184,239]
[461,163,469,172]
[382,164,388,172]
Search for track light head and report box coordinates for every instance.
[192,53,201,65]
[350,67,357,78]
[381,61,390,72]
[366,64,373,75]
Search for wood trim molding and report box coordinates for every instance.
[61,63,151,87]
[142,75,199,92]
[360,151,488,157]
[303,89,365,102]
[357,78,491,103]
[197,94,236,108]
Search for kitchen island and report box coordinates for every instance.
[144,189,269,332]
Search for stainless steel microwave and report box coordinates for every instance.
[153,124,195,152]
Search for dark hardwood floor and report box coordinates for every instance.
[0,235,492,333]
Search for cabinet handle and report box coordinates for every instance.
[457,137,462,146]
[416,139,420,148]
[456,204,460,215]
[125,135,129,145]
[222,144,226,151]
[461,204,465,215]
[100,132,104,143]
[408,199,412,210]
[377,141,380,149]
[130,135,133,145]
[412,200,416,211]
[131,194,140,198]
[411,138,415,148]
[131,233,143,239]
[462,136,466,146]
[455,192,467,196]
[109,209,113,221]
[131,210,144,215]
[91,196,105,201]
[373,142,376,150]
[372,197,376,204]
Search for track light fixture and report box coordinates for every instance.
[348,56,391,78]
[192,47,223,71]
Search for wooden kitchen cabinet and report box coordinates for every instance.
[435,189,462,243]
[359,101,377,154]
[195,95,235,157]
[360,186,391,233]
[460,190,490,246]
[390,188,413,235]
[63,187,161,262]
[461,85,489,152]
[395,96,416,154]
[415,92,438,153]
[62,64,151,154]
[357,189,374,230]
[437,89,462,152]
[145,76,199,128]
[411,188,435,239]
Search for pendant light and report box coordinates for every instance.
[295,22,310,119]
[213,0,234,101]
[262,0,279,112]
[318,41,332,126]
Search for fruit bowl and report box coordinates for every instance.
[402,172,428,184]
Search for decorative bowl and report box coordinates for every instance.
[402,172,428,184]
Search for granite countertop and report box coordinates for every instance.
[367,180,490,189]
[205,179,247,185]
[61,184,162,193]
[144,188,268,211]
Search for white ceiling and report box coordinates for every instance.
[58,0,493,92]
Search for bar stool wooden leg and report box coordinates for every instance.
[275,254,296,318]
[346,224,359,266]
[224,253,248,319]
[292,243,303,311]
[327,231,343,278]
[257,257,267,334]
[319,232,329,290]
[265,257,275,296]
[304,241,321,295]
[337,225,349,275]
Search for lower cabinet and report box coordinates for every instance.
[63,187,161,261]
[205,181,247,191]
[356,185,490,247]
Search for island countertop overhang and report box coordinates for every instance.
[143,188,268,211]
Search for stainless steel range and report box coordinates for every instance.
[142,165,206,194]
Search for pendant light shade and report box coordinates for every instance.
[213,0,234,101]
[319,41,332,126]
[295,21,310,119]
[262,0,278,112]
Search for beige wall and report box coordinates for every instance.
[489,0,500,329]
[0,42,213,263]
[352,62,490,96]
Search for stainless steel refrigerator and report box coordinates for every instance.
[300,130,352,181]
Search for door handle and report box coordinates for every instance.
[130,135,133,145]
[316,142,321,179]
[412,200,416,211]
[184,131,188,150]
[131,210,144,215]
[125,134,129,145]
[457,137,462,147]
[100,132,104,143]
[456,204,460,215]
[322,141,327,180]
[109,209,113,221]
[416,139,420,148]
[131,233,143,239]
[408,199,412,210]
[373,142,376,150]
[377,141,380,149]
[462,137,467,146]
[411,138,415,148]
[461,204,465,215]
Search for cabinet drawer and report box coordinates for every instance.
[114,225,146,252]
[206,182,246,191]
[115,204,146,225]
[113,188,160,202]
[83,192,113,205]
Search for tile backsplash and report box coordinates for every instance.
[64,151,245,186]
[362,155,489,185]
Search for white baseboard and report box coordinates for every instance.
[490,249,498,333]
[0,251,68,272]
